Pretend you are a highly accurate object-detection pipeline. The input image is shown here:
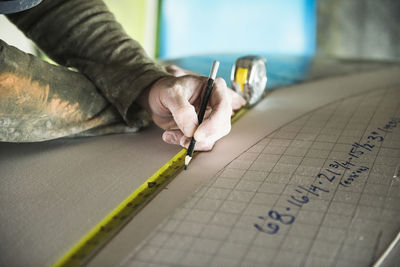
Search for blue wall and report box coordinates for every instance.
[158,0,316,58]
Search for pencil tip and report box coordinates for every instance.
[185,155,192,169]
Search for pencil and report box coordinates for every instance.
[184,60,220,170]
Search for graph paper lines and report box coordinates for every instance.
[122,85,400,267]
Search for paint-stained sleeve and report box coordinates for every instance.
[6,0,171,126]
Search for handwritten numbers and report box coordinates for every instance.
[255,118,398,235]
[318,172,335,183]
[254,210,295,234]
[254,222,279,234]
[268,210,295,225]
[367,134,384,142]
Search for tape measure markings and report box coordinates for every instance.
[54,148,191,266]
[54,56,266,266]
[54,107,250,266]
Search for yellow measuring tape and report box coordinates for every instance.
[235,67,248,92]
[54,107,249,267]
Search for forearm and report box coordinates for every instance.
[6,0,170,125]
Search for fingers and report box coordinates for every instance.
[162,130,191,148]
[161,78,204,137]
[193,77,232,144]
[162,130,216,151]
[154,72,247,151]
[227,88,246,111]
[162,130,184,145]
[165,65,245,110]
[169,103,198,137]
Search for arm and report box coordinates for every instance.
[6,0,171,126]
[6,0,246,150]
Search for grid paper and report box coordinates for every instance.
[122,86,400,267]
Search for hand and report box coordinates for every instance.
[138,65,246,151]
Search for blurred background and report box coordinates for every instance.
[1,0,399,62]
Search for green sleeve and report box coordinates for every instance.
[6,0,171,126]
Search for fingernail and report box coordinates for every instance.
[180,136,190,148]
[163,133,176,143]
